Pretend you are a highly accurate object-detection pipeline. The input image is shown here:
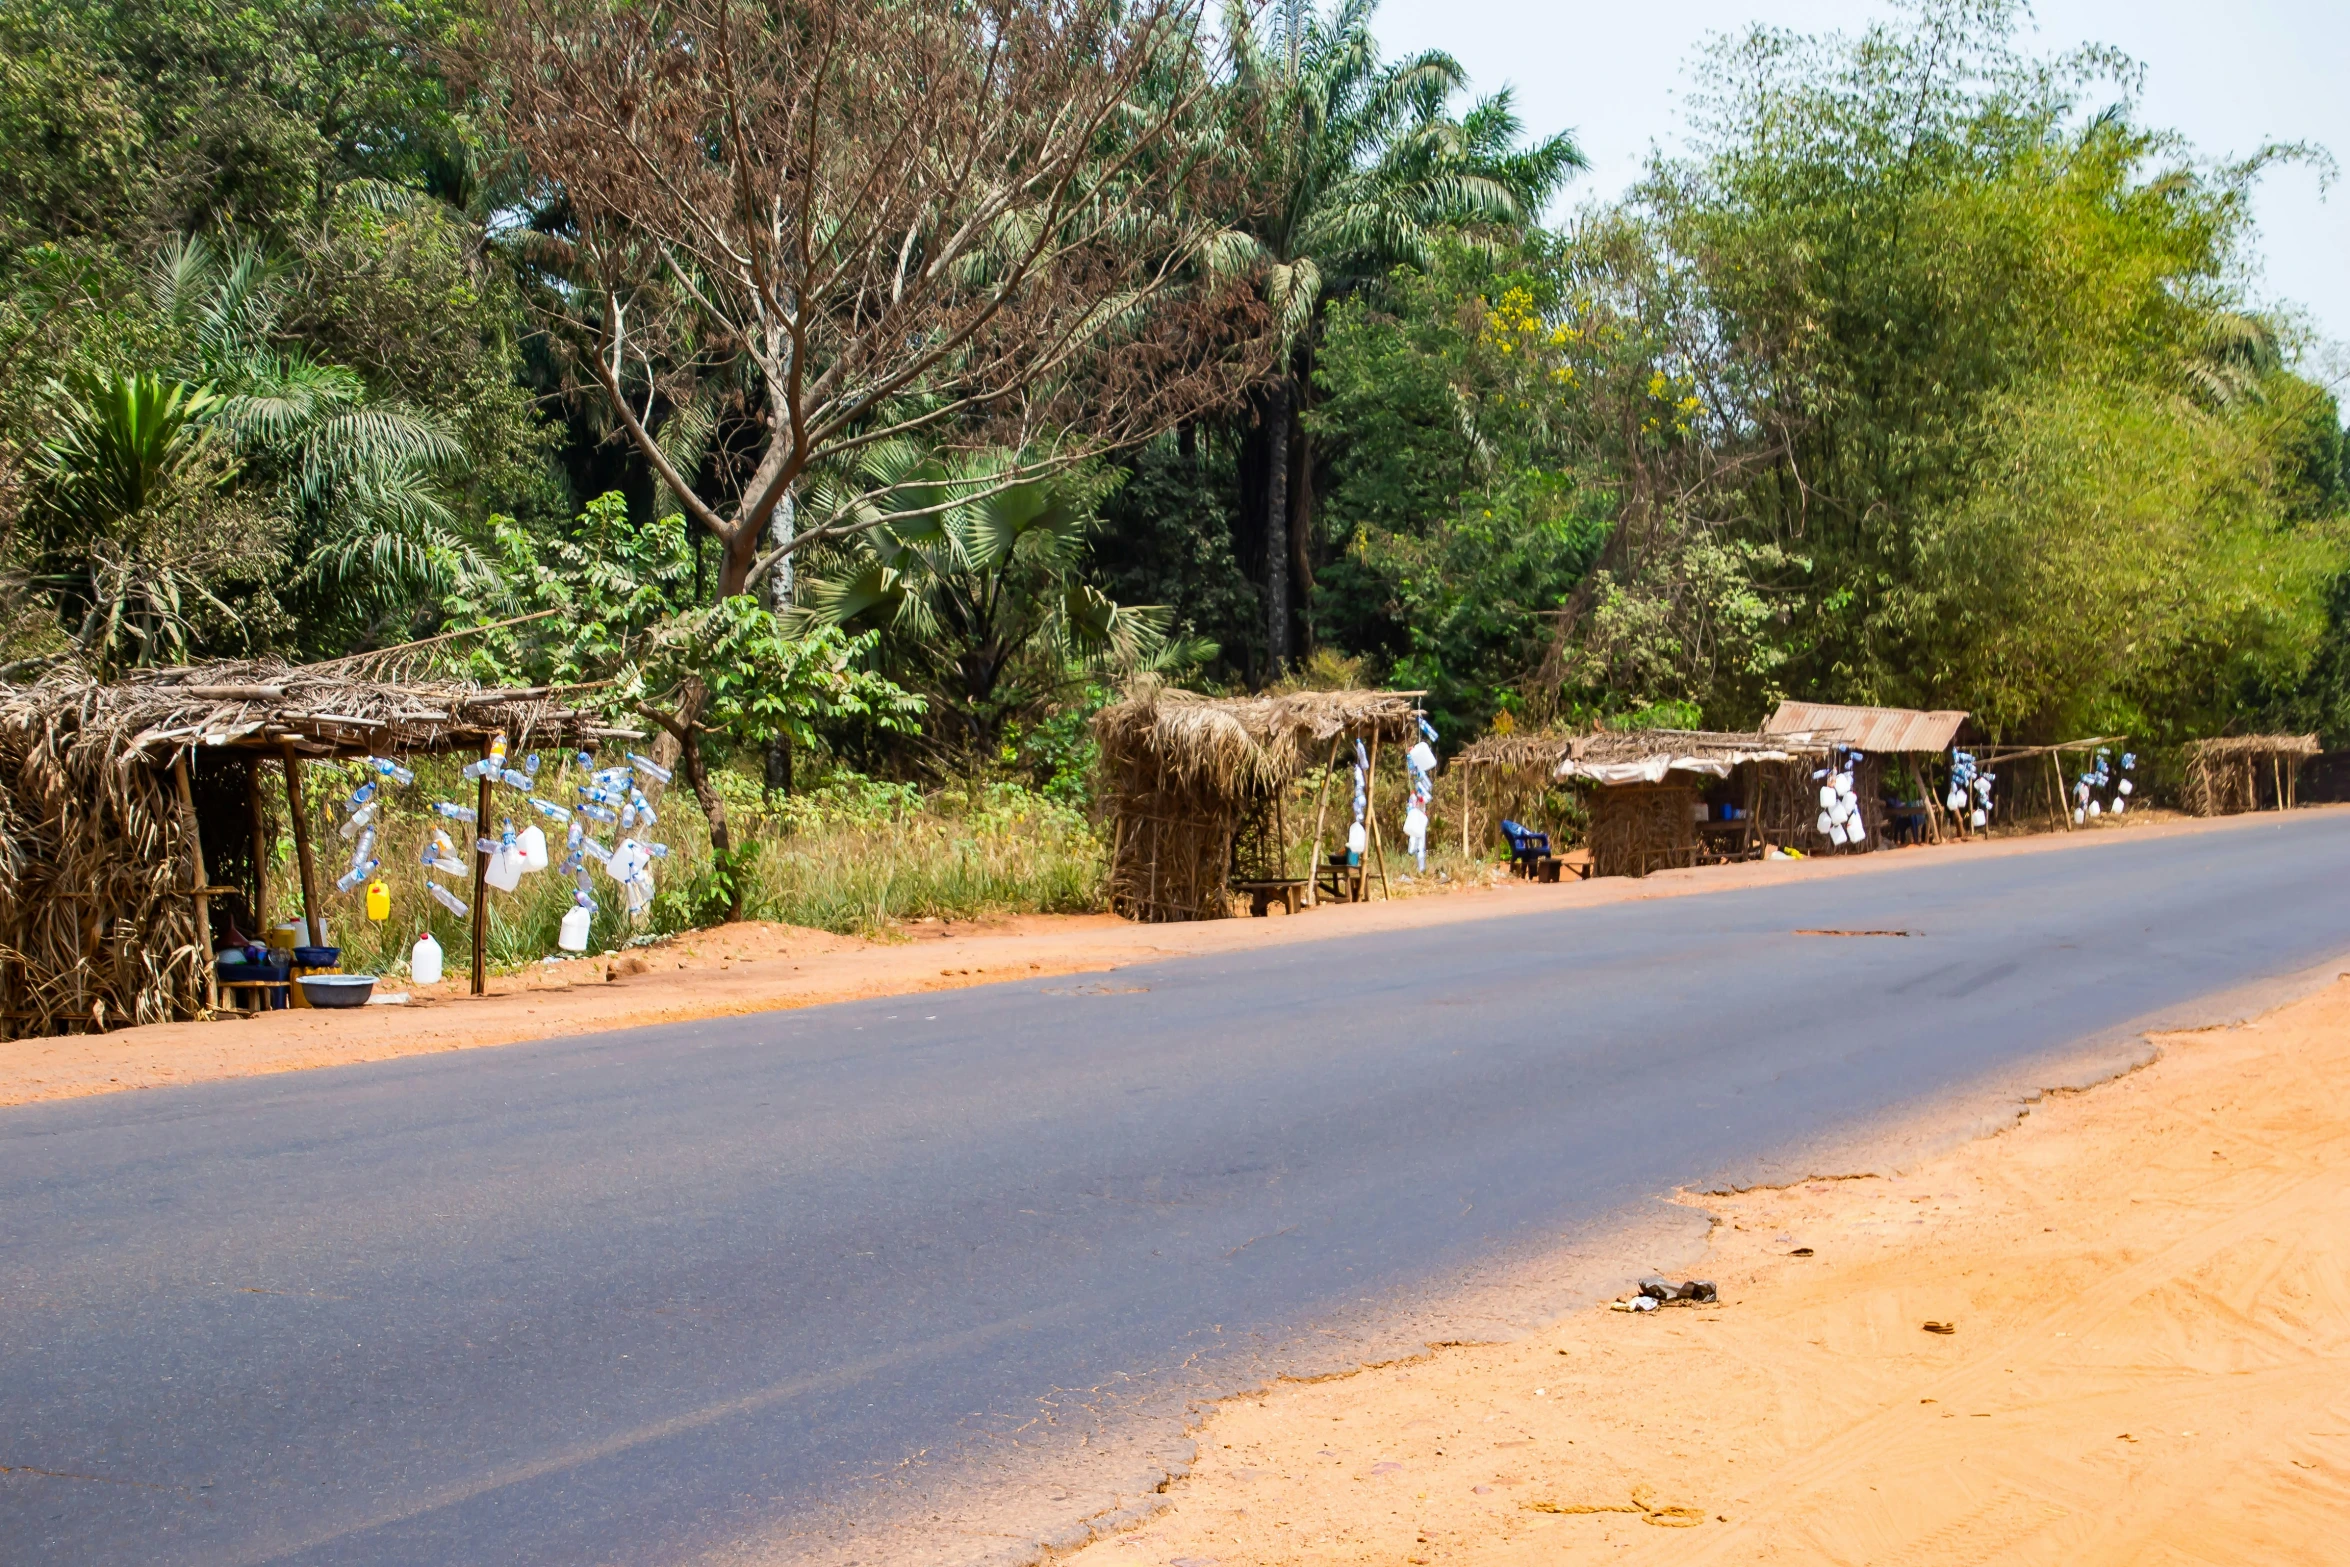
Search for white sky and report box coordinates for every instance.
[1373,0,2348,389]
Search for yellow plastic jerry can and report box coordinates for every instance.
[365,878,391,922]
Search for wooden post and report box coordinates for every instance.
[1460,761,1474,859]
[1366,734,1391,899]
[248,759,270,936]
[2273,756,2285,812]
[172,751,219,1013]
[1303,736,1340,908]
[282,745,322,946]
[2049,749,2070,830]
[471,745,492,995]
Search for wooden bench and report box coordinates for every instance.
[1232,878,1306,916]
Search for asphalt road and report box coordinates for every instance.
[7,813,2350,1566]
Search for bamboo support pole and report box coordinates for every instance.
[1459,762,1473,859]
[172,751,217,1013]
[471,747,492,995]
[282,745,322,947]
[1367,735,1391,899]
[2049,750,2070,830]
[248,761,270,935]
[1303,736,1340,908]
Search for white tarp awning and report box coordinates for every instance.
[1556,748,1794,784]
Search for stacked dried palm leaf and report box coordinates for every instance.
[0,657,634,1038]
[1093,680,1421,922]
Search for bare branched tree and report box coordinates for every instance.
[470,0,1270,602]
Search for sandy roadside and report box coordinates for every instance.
[2,807,2324,1109]
[1054,967,2350,1566]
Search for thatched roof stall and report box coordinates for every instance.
[0,658,630,1038]
[2179,734,2319,816]
[1093,683,1423,922]
[1553,731,1816,878]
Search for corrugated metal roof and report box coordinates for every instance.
[1762,701,1969,753]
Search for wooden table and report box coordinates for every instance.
[1313,862,1367,904]
[220,979,291,1015]
[1232,879,1307,917]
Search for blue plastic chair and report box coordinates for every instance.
[1499,819,1551,877]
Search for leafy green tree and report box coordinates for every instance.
[446,492,920,915]
[1221,0,1584,668]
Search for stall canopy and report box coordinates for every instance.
[1554,729,1802,784]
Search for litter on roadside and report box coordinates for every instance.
[1610,1277,1717,1310]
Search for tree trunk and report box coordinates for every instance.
[1289,341,1316,656]
[764,486,796,798]
[653,680,746,924]
[1264,379,1291,673]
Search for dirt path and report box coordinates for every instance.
[1056,964,2350,1567]
[0,808,2315,1109]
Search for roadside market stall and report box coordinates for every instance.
[1451,728,1579,863]
[1093,682,1423,921]
[2179,734,2319,816]
[1759,701,1971,847]
[1555,730,1813,878]
[0,653,633,1038]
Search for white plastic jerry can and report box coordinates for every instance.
[558,901,593,953]
[410,931,444,985]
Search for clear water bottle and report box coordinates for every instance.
[370,757,416,786]
[628,752,674,784]
[428,882,468,919]
[531,797,573,823]
[335,857,379,893]
[433,801,477,823]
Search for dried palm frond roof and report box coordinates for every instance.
[0,657,638,763]
[1093,681,1424,798]
[2182,733,2320,759]
[1455,728,1580,771]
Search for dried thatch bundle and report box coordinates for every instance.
[2179,734,2318,816]
[1454,728,1578,775]
[1092,680,1421,922]
[0,657,631,1038]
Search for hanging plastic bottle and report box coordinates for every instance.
[628,752,674,785]
[370,756,416,787]
[334,857,379,893]
[409,929,443,985]
[340,781,377,814]
[580,836,613,864]
[433,801,478,823]
[365,877,391,922]
[347,826,376,869]
[531,797,572,823]
[338,799,378,838]
[427,882,468,919]
[524,753,541,778]
[500,768,533,790]
[576,799,618,824]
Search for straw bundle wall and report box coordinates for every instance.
[1585,782,1699,878]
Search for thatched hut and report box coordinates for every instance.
[1093,682,1423,921]
[0,655,629,1037]
[1554,731,1816,878]
[2179,734,2319,816]
[1759,701,1971,846]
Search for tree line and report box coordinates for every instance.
[4,0,2344,792]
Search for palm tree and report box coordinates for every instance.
[796,443,1182,764]
[150,234,475,622]
[1222,0,1585,670]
